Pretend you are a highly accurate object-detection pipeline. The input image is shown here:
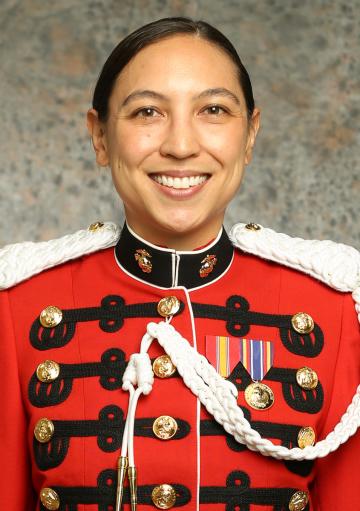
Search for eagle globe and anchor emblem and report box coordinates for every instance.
[135,249,153,273]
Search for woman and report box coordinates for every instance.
[1,17,359,511]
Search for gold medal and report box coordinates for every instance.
[244,382,274,410]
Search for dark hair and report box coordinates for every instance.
[92,17,255,121]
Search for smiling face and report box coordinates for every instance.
[88,35,260,249]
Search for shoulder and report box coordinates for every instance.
[0,222,120,291]
[230,222,360,294]
[1,220,359,299]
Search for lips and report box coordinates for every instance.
[151,174,208,189]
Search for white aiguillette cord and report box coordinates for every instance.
[115,321,159,511]
[117,300,360,509]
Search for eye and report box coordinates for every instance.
[134,107,161,118]
[201,104,228,116]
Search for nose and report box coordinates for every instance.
[159,116,201,159]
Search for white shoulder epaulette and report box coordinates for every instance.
[230,222,360,293]
[0,222,120,290]
[230,222,360,327]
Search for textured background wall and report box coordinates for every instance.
[1,0,359,248]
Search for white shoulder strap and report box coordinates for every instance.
[229,222,360,292]
[230,222,360,325]
[0,222,120,290]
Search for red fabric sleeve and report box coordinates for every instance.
[311,291,360,509]
[0,290,36,509]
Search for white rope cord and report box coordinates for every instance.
[121,317,360,461]
[120,386,134,458]
[121,338,154,467]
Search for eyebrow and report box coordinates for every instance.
[196,88,241,106]
[120,87,241,108]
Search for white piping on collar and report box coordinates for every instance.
[172,253,180,287]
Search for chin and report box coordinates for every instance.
[156,213,204,235]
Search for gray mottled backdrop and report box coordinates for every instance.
[1,0,359,247]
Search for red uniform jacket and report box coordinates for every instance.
[0,223,359,511]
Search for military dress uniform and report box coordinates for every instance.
[0,221,359,511]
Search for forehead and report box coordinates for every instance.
[113,35,241,98]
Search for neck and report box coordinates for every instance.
[125,218,224,251]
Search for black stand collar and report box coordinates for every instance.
[114,223,234,289]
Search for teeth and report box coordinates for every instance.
[152,174,208,189]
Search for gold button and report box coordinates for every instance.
[245,222,261,231]
[153,355,176,378]
[89,221,104,231]
[296,367,318,390]
[288,490,309,511]
[153,416,178,440]
[39,306,63,328]
[291,312,314,334]
[298,426,316,449]
[34,418,55,443]
[151,484,176,509]
[40,488,60,510]
[157,296,180,317]
[36,360,60,383]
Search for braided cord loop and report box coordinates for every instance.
[148,316,360,460]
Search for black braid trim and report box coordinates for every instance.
[33,398,312,477]
[39,469,190,510]
[28,349,178,408]
[34,405,190,470]
[28,348,126,407]
[28,354,322,420]
[30,296,185,350]
[192,296,323,357]
[199,471,310,510]
[228,362,324,414]
[283,460,314,477]
[29,294,323,358]
[38,469,308,511]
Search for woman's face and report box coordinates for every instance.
[88,35,260,248]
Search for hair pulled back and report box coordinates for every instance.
[92,17,255,121]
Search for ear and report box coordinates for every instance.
[86,108,110,167]
[244,107,260,165]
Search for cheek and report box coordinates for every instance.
[202,124,248,164]
[111,125,161,167]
